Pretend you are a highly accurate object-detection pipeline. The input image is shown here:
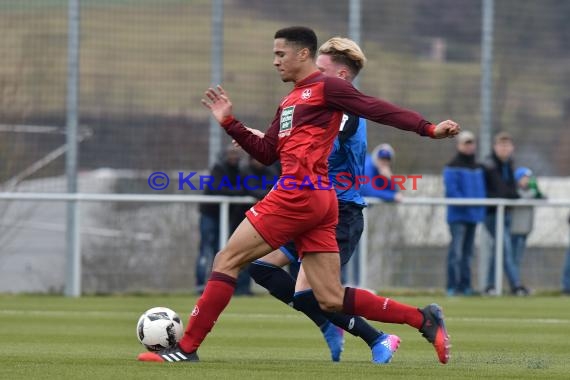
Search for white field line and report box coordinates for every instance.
[0,309,569,324]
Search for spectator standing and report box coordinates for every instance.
[482,132,528,296]
[443,131,486,296]
[353,143,402,284]
[510,167,544,271]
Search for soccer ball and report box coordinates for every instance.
[136,307,184,352]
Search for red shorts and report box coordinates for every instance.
[246,188,339,258]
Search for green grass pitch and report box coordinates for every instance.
[1,294,569,379]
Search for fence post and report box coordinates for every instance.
[65,0,81,297]
[359,206,369,288]
[480,0,494,158]
[219,200,230,250]
[348,0,361,88]
[478,227,491,292]
[208,0,224,168]
[478,0,495,295]
[494,203,505,295]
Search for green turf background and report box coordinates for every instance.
[1,294,569,379]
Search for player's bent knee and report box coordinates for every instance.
[314,295,343,312]
[317,301,343,313]
[211,249,247,275]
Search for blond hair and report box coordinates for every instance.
[318,37,367,78]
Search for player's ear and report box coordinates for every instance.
[297,47,310,61]
[337,68,349,80]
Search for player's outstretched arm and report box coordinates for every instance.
[323,77,460,138]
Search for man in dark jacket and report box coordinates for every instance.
[443,131,486,296]
[196,145,244,294]
[482,132,528,296]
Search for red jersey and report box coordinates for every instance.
[222,71,433,186]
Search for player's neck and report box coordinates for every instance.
[293,63,319,85]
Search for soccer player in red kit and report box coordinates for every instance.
[138,26,458,365]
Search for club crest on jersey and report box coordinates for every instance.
[279,105,295,137]
[301,88,312,100]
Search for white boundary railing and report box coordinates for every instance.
[1,192,569,296]
[363,197,570,295]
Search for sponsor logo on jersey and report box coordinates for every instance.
[301,88,312,100]
[279,105,295,137]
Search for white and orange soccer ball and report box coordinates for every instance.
[136,307,183,352]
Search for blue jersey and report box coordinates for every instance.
[328,114,367,207]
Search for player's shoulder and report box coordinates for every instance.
[299,72,352,90]
[322,75,355,95]
[298,71,327,86]
[323,75,351,86]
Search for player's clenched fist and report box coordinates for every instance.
[433,120,460,139]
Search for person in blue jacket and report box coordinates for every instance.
[443,131,486,296]
[361,143,403,202]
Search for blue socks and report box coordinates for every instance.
[249,260,295,304]
[250,260,382,347]
[294,290,381,347]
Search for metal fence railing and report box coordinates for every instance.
[1,192,568,296]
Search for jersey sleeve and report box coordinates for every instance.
[323,77,434,136]
[221,110,280,166]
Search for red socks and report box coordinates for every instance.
[343,287,423,329]
[177,280,423,353]
[178,272,236,353]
